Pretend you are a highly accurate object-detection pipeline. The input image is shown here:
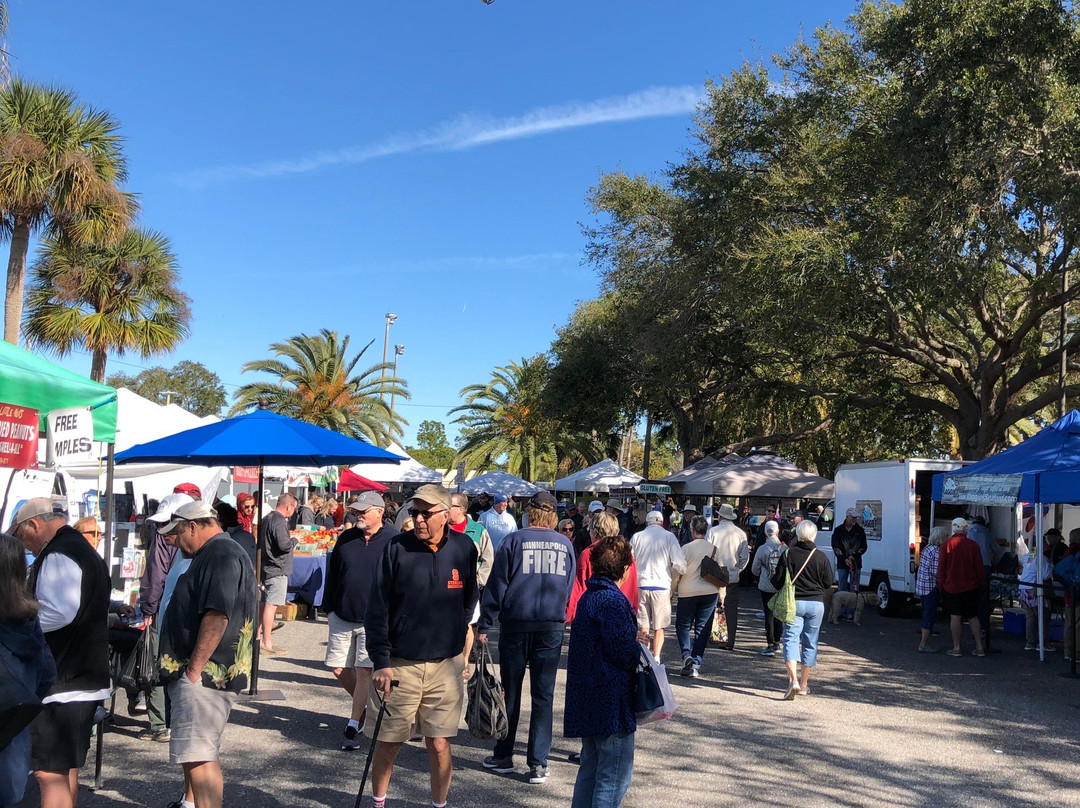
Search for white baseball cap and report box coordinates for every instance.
[148,493,195,524]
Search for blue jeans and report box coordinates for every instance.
[920,587,940,631]
[494,628,563,766]
[675,594,718,665]
[571,731,635,808]
[836,564,856,618]
[782,600,825,667]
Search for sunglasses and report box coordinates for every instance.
[560,526,574,533]
[409,507,447,521]
[81,530,101,538]
[240,504,255,510]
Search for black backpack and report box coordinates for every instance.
[466,642,508,741]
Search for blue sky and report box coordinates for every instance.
[9,0,856,447]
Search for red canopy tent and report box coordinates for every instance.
[338,468,389,492]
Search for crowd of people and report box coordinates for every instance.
[7,479,1076,808]
[914,516,1080,659]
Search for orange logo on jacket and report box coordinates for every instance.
[447,568,463,589]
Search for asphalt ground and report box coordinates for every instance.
[16,589,1080,808]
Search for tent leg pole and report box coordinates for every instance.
[250,463,265,696]
[1036,506,1045,662]
[103,444,116,586]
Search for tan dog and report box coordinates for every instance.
[828,591,882,625]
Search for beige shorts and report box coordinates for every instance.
[365,655,465,743]
[638,589,673,631]
[167,676,237,764]
[325,612,372,669]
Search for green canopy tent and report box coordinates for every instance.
[0,340,118,441]
[0,340,119,563]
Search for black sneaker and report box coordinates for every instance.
[342,723,360,751]
[528,765,549,784]
[680,657,695,677]
[482,756,515,773]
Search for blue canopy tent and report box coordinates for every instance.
[116,408,403,694]
[930,410,1080,659]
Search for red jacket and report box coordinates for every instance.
[938,534,985,594]
[566,544,638,623]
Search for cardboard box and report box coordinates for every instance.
[274,602,298,621]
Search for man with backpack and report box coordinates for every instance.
[751,520,787,656]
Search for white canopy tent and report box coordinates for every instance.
[344,440,442,485]
[457,470,540,497]
[674,452,834,498]
[554,459,644,494]
[57,387,229,512]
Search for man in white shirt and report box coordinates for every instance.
[631,511,686,660]
[705,504,750,650]
[11,498,110,808]
[479,493,518,550]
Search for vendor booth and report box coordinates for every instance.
[931,410,1080,660]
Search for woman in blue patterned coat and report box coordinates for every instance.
[564,534,640,808]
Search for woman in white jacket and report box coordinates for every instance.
[751,521,787,656]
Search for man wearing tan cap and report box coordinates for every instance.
[158,500,257,808]
[11,498,109,808]
[365,484,479,808]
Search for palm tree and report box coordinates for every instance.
[451,355,601,481]
[231,329,408,446]
[0,79,133,344]
[22,228,190,381]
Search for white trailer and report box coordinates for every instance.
[815,458,1014,614]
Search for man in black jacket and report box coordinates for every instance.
[258,493,297,656]
[365,484,478,808]
[831,508,868,621]
[322,491,396,750]
[12,498,109,808]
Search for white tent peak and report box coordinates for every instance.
[554,459,643,493]
[346,440,441,484]
[457,470,540,497]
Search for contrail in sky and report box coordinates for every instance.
[173,85,702,189]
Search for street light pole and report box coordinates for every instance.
[381,313,397,402]
[390,344,405,415]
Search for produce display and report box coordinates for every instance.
[290,526,339,555]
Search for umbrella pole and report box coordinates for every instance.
[249,463,265,696]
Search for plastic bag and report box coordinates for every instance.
[635,644,676,725]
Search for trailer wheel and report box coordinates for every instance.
[871,573,901,615]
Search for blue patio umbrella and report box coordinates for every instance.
[116,408,404,695]
[114,408,405,466]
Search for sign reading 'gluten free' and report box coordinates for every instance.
[0,402,40,469]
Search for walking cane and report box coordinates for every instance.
[353,679,399,808]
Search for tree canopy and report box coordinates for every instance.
[451,355,602,481]
[550,0,1080,464]
[407,420,456,471]
[230,329,408,446]
[107,360,226,417]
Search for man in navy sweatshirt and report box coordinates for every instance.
[365,484,478,808]
[477,490,575,785]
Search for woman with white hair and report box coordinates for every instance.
[770,520,834,699]
[751,520,786,656]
